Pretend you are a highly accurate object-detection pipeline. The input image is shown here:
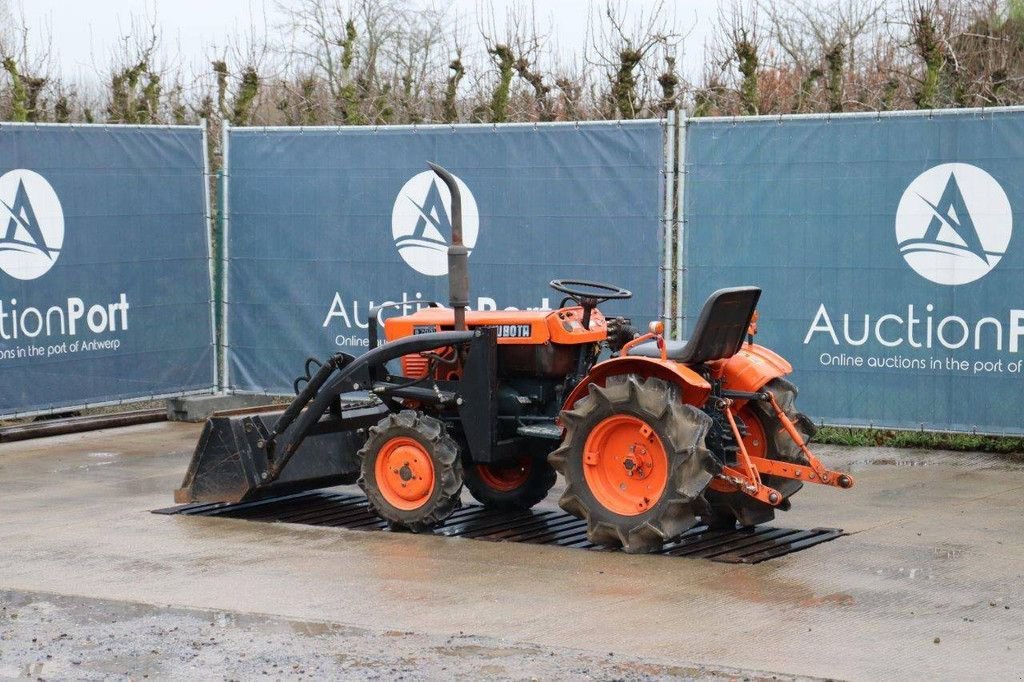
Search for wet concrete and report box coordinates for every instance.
[0,589,801,681]
[1,422,1022,679]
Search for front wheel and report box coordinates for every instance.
[549,374,714,554]
[358,410,463,532]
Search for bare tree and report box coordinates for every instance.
[105,15,164,124]
[0,1,53,122]
[279,0,365,122]
[588,1,682,119]
[5,0,1024,126]
[478,3,554,122]
[763,0,886,112]
[695,2,764,116]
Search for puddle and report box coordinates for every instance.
[709,570,857,609]
[436,644,529,659]
[873,566,935,580]
[77,461,114,469]
[849,454,1023,471]
[931,544,967,560]
[853,457,932,467]
[290,620,363,637]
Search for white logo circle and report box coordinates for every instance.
[391,171,479,276]
[0,169,64,281]
[895,163,1011,286]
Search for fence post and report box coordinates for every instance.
[674,112,687,338]
[218,120,231,392]
[213,167,225,392]
[661,110,676,338]
[201,117,219,393]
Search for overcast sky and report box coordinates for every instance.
[20,0,724,83]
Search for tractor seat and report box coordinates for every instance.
[631,338,693,361]
[628,286,762,365]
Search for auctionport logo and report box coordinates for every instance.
[391,170,479,276]
[895,163,1012,286]
[0,169,64,281]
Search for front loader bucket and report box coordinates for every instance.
[174,412,369,504]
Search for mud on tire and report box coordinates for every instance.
[549,374,714,554]
[703,378,817,529]
[358,410,463,532]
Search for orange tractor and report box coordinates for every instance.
[176,163,853,553]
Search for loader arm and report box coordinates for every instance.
[264,330,479,478]
[175,329,485,504]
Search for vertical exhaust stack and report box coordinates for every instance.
[427,162,469,331]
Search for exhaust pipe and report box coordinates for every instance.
[427,162,469,332]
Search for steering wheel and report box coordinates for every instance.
[549,279,632,329]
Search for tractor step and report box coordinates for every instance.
[154,490,844,564]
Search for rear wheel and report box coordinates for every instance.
[464,454,557,510]
[358,410,463,532]
[549,374,714,554]
[703,378,816,529]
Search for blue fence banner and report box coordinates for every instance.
[0,124,214,416]
[226,121,665,393]
[683,109,1024,434]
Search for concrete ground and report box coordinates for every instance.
[0,590,784,681]
[0,422,1022,680]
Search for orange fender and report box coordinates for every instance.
[562,356,712,413]
[708,343,793,410]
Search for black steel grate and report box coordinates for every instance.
[154,491,843,564]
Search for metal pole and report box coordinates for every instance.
[214,168,226,391]
[675,113,687,339]
[220,120,231,392]
[200,118,218,393]
[661,111,676,338]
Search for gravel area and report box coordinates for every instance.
[0,590,801,681]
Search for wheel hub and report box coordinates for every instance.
[621,444,654,480]
[374,438,435,510]
[582,414,669,516]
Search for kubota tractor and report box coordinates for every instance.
[176,163,853,553]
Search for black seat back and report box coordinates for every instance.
[682,286,761,364]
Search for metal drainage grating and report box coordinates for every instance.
[154,490,844,564]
